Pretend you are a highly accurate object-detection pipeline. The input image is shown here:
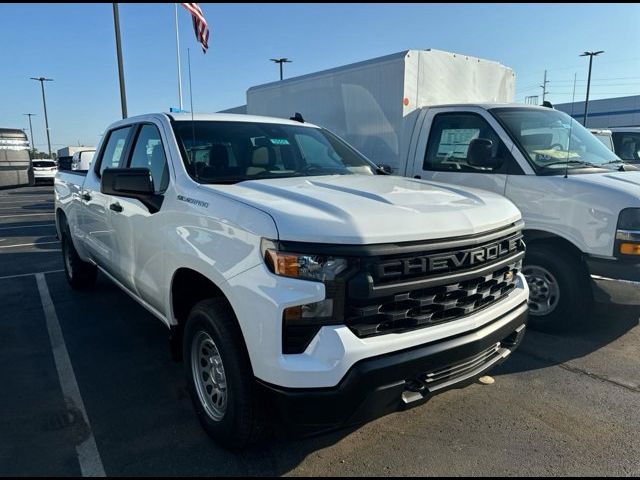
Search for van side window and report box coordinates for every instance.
[128,124,169,192]
[97,127,132,176]
[423,113,513,174]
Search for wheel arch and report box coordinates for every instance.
[168,267,243,362]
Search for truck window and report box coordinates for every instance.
[612,132,640,162]
[128,124,169,192]
[97,127,132,175]
[423,113,511,173]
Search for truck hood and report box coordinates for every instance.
[208,175,520,244]
[568,170,640,199]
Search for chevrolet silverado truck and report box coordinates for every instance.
[55,112,529,448]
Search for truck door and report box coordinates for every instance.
[108,122,169,314]
[411,108,522,196]
[78,125,133,271]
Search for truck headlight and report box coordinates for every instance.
[261,238,348,281]
[616,208,640,256]
[261,238,352,354]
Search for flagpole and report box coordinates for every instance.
[175,3,184,110]
[112,3,128,119]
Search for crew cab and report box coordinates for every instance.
[55,113,528,448]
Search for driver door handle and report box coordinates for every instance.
[109,202,123,213]
[413,175,421,179]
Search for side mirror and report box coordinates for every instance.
[101,168,163,213]
[58,157,72,171]
[377,163,393,174]
[467,138,503,169]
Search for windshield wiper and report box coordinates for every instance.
[540,160,600,169]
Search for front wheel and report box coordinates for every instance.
[183,299,268,449]
[523,244,591,331]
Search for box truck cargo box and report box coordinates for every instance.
[247,49,515,170]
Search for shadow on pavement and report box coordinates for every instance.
[495,302,640,377]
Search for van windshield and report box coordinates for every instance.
[491,108,622,174]
[171,121,376,184]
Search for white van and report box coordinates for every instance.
[71,149,96,171]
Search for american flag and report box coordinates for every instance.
[181,3,209,54]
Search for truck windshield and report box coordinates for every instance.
[172,121,376,184]
[490,108,621,173]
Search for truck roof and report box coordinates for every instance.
[166,112,319,128]
[428,103,555,111]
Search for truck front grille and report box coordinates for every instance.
[346,261,521,337]
[344,225,525,338]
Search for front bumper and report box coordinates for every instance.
[587,256,640,305]
[257,301,528,435]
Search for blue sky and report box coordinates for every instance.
[1,3,639,151]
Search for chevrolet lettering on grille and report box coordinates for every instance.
[377,236,522,280]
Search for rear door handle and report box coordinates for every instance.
[81,192,91,201]
[109,202,123,213]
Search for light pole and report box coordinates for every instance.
[580,50,604,127]
[270,58,292,81]
[23,113,36,153]
[30,77,53,158]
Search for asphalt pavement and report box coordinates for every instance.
[0,184,638,476]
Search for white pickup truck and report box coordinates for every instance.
[55,112,529,448]
[247,50,640,330]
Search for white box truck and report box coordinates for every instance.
[247,49,515,172]
[247,49,640,331]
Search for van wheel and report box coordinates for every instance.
[61,230,97,290]
[523,244,591,331]
[184,298,268,449]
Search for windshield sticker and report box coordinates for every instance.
[270,138,290,145]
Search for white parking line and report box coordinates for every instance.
[0,269,64,280]
[0,223,56,231]
[0,240,59,249]
[0,213,54,219]
[35,273,106,477]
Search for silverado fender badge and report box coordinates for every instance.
[177,195,209,208]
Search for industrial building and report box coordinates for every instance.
[555,94,640,128]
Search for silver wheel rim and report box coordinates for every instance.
[523,265,560,316]
[191,331,227,421]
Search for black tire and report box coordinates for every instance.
[523,243,592,332]
[61,229,97,290]
[183,298,268,449]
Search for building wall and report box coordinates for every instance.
[555,95,640,128]
[218,105,247,114]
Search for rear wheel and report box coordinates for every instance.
[523,244,591,331]
[61,230,97,290]
[183,298,268,449]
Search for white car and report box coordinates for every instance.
[32,159,57,183]
[55,112,529,448]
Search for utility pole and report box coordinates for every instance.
[270,58,292,81]
[112,3,128,119]
[580,50,604,127]
[30,77,53,158]
[23,113,36,153]
[540,70,549,104]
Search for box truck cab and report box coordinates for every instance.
[247,49,640,330]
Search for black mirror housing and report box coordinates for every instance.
[101,168,163,213]
[467,138,502,169]
[377,163,393,174]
